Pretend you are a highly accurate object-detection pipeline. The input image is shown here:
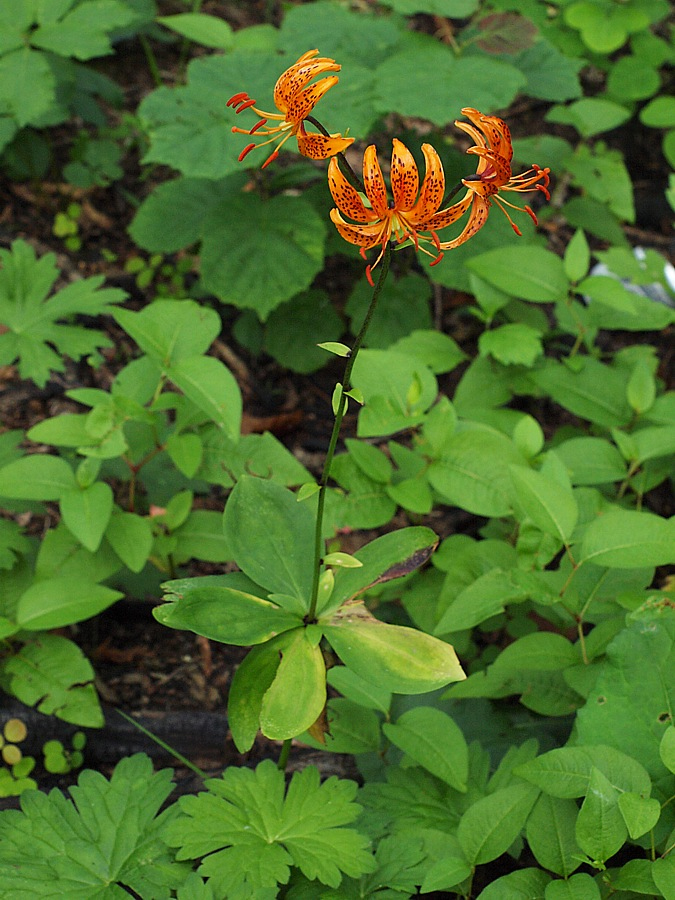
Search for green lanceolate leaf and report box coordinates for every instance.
[324,604,465,694]
[59,481,113,552]
[166,356,242,440]
[575,766,626,863]
[324,526,438,616]
[526,793,582,877]
[156,578,303,646]
[16,577,122,630]
[0,454,76,500]
[224,475,315,603]
[509,464,578,542]
[259,629,326,741]
[580,509,675,568]
[457,783,539,866]
[383,707,469,792]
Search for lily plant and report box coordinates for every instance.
[154,49,550,767]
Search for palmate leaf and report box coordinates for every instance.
[0,240,126,387]
[0,754,189,898]
[165,760,375,896]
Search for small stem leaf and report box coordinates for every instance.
[318,341,351,357]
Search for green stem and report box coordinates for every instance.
[306,245,392,622]
[277,738,292,771]
[139,34,162,88]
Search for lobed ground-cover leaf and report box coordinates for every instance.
[0,240,125,387]
[164,760,376,896]
[0,753,188,897]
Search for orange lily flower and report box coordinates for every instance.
[227,49,354,169]
[438,107,550,250]
[328,139,469,284]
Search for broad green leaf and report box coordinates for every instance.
[325,526,438,616]
[512,38,583,102]
[163,760,375,895]
[0,48,55,127]
[515,745,652,799]
[27,413,91,447]
[479,323,543,367]
[0,634,103,726]
[526,794,582,877]
[156,580,302,646]
[264,290,343,374]
[375,46,525,125]
[476,868,551,899]
[167,356,242,440]
[492,632,579,674]
[575,606,675,783]
[0,754,187,896]
[612,858,660,895]
[435,568,532,633]
[327,666,392,713]
[324,607,465,694]
[652,857,675,899]
[429,426,526,517]
[224,476,315,601]
[200,193,326,320]
[391,329,466,374]
[260,630,326,740]
[129,176,244,253]
[467,246,569,303]
[166,432,203,479]
[383,707,469,791]
[59,481,113,552]
[30,0,136,59]
[16,577,122,630]
[158,13,233,49]
[575,767,626,863]
[555,437,626,485]
[300,698,382,755]
[379,0,478,14]
[113,300,220,364]
[547,98,631,137]
[528,358,632,428]
[0,454,75,500]
[640,96,675,128]
[105,509,153,573]
[627,359,656,414]
[227,635,290,753]
[661,726,675,774]
[510,465,578,541]
[617,792,661,839]
[173,510,232,565]
[544,872,601,899]
[457,783,539,866]
[580,509,675,568]
[564,229,590,283]
[346,272,432,350]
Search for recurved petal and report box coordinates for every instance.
[390,139,420,212]
[327,157,375,222]
[363,145,389,219]
[286,76,339,124]
[299,129,354,160]
[409,143,446,224]
[438,194,491,250]
[274,51,341,113]
[467,146,511,185]
[330,209,387,248]
[424,190,473,230]
[460,108,512,163]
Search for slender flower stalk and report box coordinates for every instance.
[307,245,393,622]
[227,49,353,168]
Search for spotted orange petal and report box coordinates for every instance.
[363,145,389,220]
[286,76,340,125]
[299,128,354,161]
[329,209,388,249]
[274,50,341,113]
[390,139,420,212]
[438,194,491,250]
[409,143,446,224]
[469,147,511,185]
[460,108,513,163]
[328,157,375,223]
[423,190,473,230]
